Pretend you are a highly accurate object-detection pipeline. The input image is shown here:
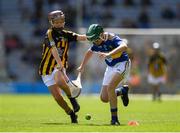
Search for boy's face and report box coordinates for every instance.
[52,17,65,29]
[92,33,104,45]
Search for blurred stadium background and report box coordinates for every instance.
[0,0,180,95]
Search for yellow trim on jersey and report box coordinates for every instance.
[61,39,65,47]
[41,47,49,61]
[57,42,61,47]
[62,41,68,65]
[111,52,122,59]
[49,58,56,74]
[42,50,52,74]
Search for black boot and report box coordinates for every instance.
[69,111,78,123]
[111,116,120,125]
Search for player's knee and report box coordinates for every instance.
[55,75,65,85]
[100,95,109,103]
[56,79,65,86]
[107,86,115,94]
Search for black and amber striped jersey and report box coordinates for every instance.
[148,53,167,77]
[39,28,78,75]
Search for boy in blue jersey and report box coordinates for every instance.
[77,24,131,125]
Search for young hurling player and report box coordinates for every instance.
[77,24,131,125]
[147,42,167,101]
[39,10,87,123]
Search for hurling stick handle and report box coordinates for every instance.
[77,72,81,81]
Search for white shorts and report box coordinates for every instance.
[102,60,131,86]
[41,68,59,87]
[148,74,166,85]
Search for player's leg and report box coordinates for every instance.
[100,66,120,125]
[48,85,77,123]
[148,74,159,101]
[54,70,71,96]
[100,84,129,106]
[157,84,161,101]
[54,70,80,112]
[100,61,130,106]
[100,66,113,103]
[108,60,131,125]
[152,84,157,101]
[115,60,131,106]
[153,84,161,101]
[100,86,109,103]
[115,85,129,106]
[157,77,166,101]
[108,72,124,125]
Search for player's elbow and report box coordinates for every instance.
[123,45,128,52]
[120,42,128,51]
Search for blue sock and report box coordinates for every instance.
[111,108,118,121]
[112,115,118,121]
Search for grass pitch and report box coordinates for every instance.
[0,94,180,132]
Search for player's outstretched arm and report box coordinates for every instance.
[77,49,93,73]
[77,34,87,41]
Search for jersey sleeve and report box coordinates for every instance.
[63,30,78,42]
[113,36,123,47]
[90,45,99,52]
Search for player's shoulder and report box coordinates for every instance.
[104,32,122,41]
[46,28,53,35]
[46,28,54,39]
[104,32,115,40]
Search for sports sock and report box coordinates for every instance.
[68,110,73,115]
[111,108,118,120]
[67,109,73,115]
[69,97,77,105]
[69,97,79,109]
[112,115,118,122]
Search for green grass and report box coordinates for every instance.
[0,94,180,132]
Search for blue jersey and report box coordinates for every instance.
[90,35,129,66]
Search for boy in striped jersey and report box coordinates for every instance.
[39,10,87,123]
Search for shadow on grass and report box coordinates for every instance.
[42,122,126,126]
[42,122,69,125]
[79,123,126,126]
